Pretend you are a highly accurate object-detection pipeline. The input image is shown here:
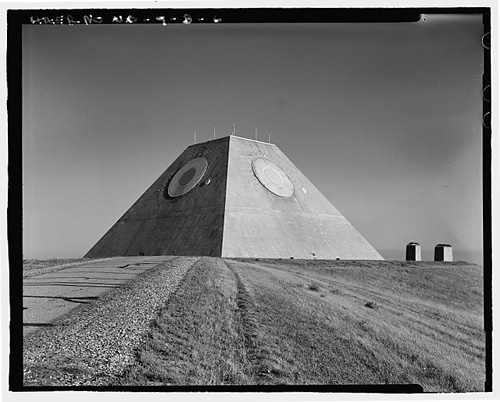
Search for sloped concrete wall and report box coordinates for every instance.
[85,137,230,258]
[222,136,383,260]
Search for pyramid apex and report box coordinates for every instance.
[185,135,230,148]
[229,134,276,147]
[186,133,276,150]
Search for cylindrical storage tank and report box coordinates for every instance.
[434,244,453,261]
[406,242,421,261]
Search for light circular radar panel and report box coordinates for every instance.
[167,157,208,198]
[252,158,294,197]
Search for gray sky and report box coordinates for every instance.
[22,14,484,262]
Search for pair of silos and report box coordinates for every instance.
[406,243,453,261]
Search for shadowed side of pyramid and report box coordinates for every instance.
[85,137,230,258]
[222,136,383,260]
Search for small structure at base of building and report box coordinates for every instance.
[434,244,453,262]
[406,242,421,261]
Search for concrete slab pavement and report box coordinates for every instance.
[23,256,175,336]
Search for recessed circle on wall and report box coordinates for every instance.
[167,157,208,198]
[178,168,197,186]
[264,168,284,187]
[252,158,294,197]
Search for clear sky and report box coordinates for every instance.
[22,14,485,262]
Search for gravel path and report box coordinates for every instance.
[23,256,200,387]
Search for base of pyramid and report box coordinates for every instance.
[221,210,383,260]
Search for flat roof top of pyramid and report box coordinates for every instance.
[187,134,276,149]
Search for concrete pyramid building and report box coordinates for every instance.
[85,135,383,260]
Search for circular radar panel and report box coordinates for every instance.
[167,157,208,198]
[252,158,294,197]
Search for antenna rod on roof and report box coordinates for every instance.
[232,122,236,136]
[255,128,258,141]
[194,130,197,144]
[269,131,271,143]
[213,125,216,139]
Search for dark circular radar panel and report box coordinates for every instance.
[252,158,294,197]
[167,157,208,198]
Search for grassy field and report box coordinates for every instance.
[116,258,485,391]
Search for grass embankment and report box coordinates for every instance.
[117,257,251,385]
[118,258,484,391]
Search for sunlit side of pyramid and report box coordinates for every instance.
[85,135,383,260]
